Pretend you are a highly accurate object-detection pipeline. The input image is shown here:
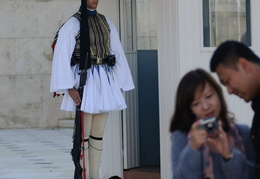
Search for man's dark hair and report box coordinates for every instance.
[210,40,260,72]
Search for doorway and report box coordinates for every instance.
[122,0,160,173]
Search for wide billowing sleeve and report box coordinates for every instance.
[171,131,203,179]
[50,17,80,94]
[106,18,135,91]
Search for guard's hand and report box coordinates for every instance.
[189,120,207,150]
[68,88,81,105]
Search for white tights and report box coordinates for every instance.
[82,113,109,179]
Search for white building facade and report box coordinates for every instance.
[159,0,259,178]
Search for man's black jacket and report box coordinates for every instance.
[251,94,260,179]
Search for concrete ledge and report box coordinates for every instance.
[58,119,74,128]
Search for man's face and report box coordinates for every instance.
[215,58,257,102]
[87,0,99,10]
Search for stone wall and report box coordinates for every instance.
[0,0,81,128]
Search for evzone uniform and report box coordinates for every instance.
[50,9,134,178]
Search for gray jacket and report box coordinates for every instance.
[171,124,255,179]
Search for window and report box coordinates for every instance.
[203,0,251,47]
[136,0,158,50]
[125,0,158,50]
[126,0,134,50]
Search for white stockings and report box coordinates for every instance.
[82,113,109,179]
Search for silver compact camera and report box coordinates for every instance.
[197,117,218,133]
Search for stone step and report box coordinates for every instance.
[58,119,74,128]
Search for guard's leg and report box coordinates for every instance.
[89,113,109,179]
[83,113,93,150]
[82,113,93,177]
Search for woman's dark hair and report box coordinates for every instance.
[169,68,230,133]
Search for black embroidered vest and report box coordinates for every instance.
[52,11,111,68]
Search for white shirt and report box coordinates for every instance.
[50,15,134,114]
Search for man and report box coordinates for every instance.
[210,40,260,178]
[50,0,134,178]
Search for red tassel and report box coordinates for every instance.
[53,92,64,98]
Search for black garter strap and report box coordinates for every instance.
[89,135,103,151]
[84,138,89,142]
[89,135,103,141]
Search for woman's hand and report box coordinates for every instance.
[68,88,81,105]
[189,120,208,150]
[207,121,232,159]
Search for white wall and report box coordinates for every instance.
[0,0,120,128]
[0,0,120,129]
[158,0,179,178]
[177,0,254,126]
[0,0,81,129]
[158,0,260,178]
[0,0,124,178]
[97,2,126,178]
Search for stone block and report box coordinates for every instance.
[0,1,38,38]
[41,74,73,127]
[0,39,16,76]
[13,75,42,128]
[15,38,53,75]
[0,76,16,128]
[37,2,80,38]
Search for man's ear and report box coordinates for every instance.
[237,57,251,73]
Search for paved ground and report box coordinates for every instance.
[0,128,75,179]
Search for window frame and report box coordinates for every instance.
[201,0,251,49]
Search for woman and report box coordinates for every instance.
[170,69,255,179]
